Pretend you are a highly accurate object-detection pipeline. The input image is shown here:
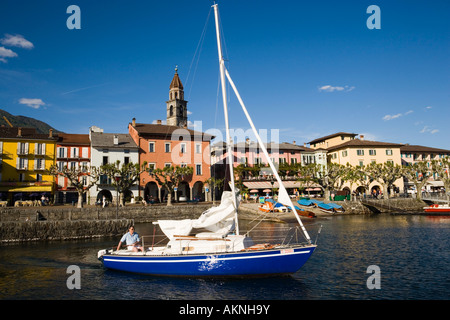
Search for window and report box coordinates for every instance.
[17,142,28,155]
[124,149,130,154]
[149,142,155,153]
[180,163,187,168]
[387,160,394,165]
[35,158,45,170]
[124,156,130,165]
[359,160,364,167]
[82,147,89,158]
[291,158,297,164]
[195,143,201,154]
[331,153,337,159]
[148,163,155,172]
[70,161,77,170]
[81,162,89,172]
[342,151,348,157]
[165,143,171,153]
[196,164,202,175]
[36,174,42,182]
[19,173,25,182]
[165,163,171,168]
[102,156,108,165]
[17,158,27,170]
[386,149,393,156]
[357,149,364,156]
[180,143,186,154]
[369,150,376,156]
[71,147,78,158]
[58,147,66,158]
[57,161,65,171]
[35,143,45,155]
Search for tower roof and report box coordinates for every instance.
[169,67,184,90]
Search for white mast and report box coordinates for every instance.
[213,4,239,235]
[224,69,311,243]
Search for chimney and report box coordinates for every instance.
[17,127,22,137]
[293,140,296,145]
[304,143,306,147]
[246,138,250,145]
[49,129,53,138]
[132,118,136,127]
[157,120,162,125]
[113,135,119,145]
[360,135,364,140]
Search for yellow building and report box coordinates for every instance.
[0,127,57,205]
[309,132,405,195]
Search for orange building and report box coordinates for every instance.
[128,69,214,202]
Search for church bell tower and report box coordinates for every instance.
[166,66,188,127]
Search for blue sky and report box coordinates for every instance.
[0,0,449,149]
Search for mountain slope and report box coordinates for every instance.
[0,109,62,134]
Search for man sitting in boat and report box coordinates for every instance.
[116,226,144,253]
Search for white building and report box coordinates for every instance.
[89,127,139,204]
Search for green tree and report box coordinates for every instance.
[148,165,193,206]
[300,162,346,200]
[363,162,403,198]
[49,164,101,208]
[431,158,450,203]
[402,162,433,200]
[100,161,143,205]
[205,176,225,204]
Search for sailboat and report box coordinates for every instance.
[97,4,317,277]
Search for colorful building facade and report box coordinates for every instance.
[0,127,56,204]
[54,133,91,204]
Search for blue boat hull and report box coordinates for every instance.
[99,245,316,277]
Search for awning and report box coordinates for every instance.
[243,181,320,189]
[4,186,53,192]
[426,181,444,187]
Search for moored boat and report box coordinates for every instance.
[423,204,450,214]
[327,202,345,213]
[97,3,317,277]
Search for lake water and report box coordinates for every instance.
[0,214,449,302]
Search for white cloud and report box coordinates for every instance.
[382,110,413,121]
[1,34,34,49]
[19,98,45,109]
[187,110,193,115]
[0,46,18,63]
[425,106,432,110]
[420,126,439,134]
[318,85,355,92]
[383,113,402,121]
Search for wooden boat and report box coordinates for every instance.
[259,201,274,213]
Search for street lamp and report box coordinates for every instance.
[114,173,121,219]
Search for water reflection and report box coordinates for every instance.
[0,215,448,300]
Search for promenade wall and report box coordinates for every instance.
[0,204,211,242]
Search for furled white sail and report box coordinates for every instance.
[157,191,238,240]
